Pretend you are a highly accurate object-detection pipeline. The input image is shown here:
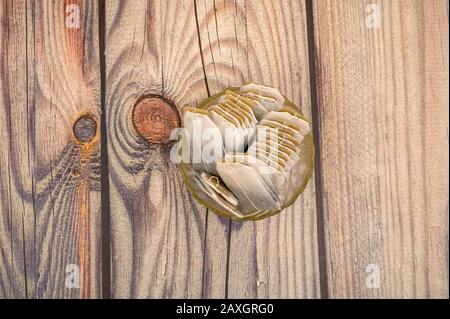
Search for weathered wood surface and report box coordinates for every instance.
[312,0,449,298]
[196,0,321,298]
[105,0,210,298]
[0,0,448,299]
[104,0,320,298]
[0,0,101,298]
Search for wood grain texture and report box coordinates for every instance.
[0,0,101,298]
[105,0,212,298]
[0,0,30,299]
[196,0,320,298]
[313,0,449,298]
[1,0,447,300]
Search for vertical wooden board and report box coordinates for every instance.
[0,0,30,299]
[32,0,102,298]
[196,0,320,298]
[313,0,449,298]
[0,0,101,298]
[105,0,211,298]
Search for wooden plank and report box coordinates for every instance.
[0,0,101,298]
[313,0,449,298]
[0,0,30,299]
[105,0,212,298]
[196,0,321,298]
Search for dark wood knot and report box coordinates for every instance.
[73,114,97,143]
[132,95,180,144]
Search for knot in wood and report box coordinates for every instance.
[73,114,97,143]
[132,96,180,144]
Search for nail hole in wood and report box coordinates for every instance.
[73,114,97,143]
[132,95,180,145]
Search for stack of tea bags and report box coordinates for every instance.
[182,83,311,217]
